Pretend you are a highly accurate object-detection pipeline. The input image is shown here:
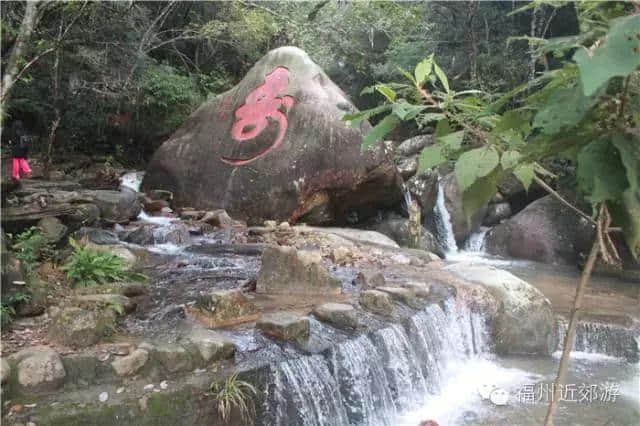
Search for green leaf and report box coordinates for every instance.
[611,132,640,193]
[418,145,447,172]
[417,113,446,126]
[574,14,640,96]
[414,55,434,86]
[438,130,464,151]
[434,119,452,139]
[455,147,500,193]
[462,167,502,221]
[501,150,522,170]
[514,163,535,191]
[392,102,427,121]
[533,82,600,135]
[433,62,450,94]
[342,104,392,127]
[375,84,396,102]
[362,114,400,150]
[398,67,417,84]
[577,138,628,202]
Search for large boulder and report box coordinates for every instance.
[445,264,556,355]
[370,213,445,256]
[406,170,439,215]
[256,246,341,295]
[9,346,66,392]
[396,134,433,157]
[142,46,402,225]
[484,195,595,264]
[48,307,110,349]
[77,189,141,224]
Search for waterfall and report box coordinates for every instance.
[432,180,458,254]
[265,301,490,425]
[556,318,639,362]
[463,227,489,252]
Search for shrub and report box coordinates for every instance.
[61,238,146,287]
[1,292,31,326]
[12,226,54,271]
[210,373,257,423]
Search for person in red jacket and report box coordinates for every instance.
[8,121,32,181]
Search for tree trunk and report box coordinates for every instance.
[543,239,600,426]
[45,18,64,176]
[0,1,39,120]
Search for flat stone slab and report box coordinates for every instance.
[111,348,149,377]
[377,286,426,309]
[191,288,259,328]
[186,328,236,363]
[256,312,310,341]
[359,290,393,316]
[313,303,358,329]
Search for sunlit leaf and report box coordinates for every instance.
[433,62,450,94]
[362,114,400,150]
[455,147,500,192]
[418,145,447,172]
[375,84,397,102]
[414,55,434,86]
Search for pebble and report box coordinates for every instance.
[98,353,110,362]
[153,388,161,393]
[143,384,155,391]
[160,380,168,390]
[24,403,37,408]
[27,422,36,426]
[116,387,125,394]
[99,392,109,402]
[193,368,206,375]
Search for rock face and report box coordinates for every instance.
[142,46,402,225]
[445,263,556,355]
[9,346,66,391]
[256,246,341,295]
[483,202,512,226]
[406,171,439,215]
[396,135,433,157]
[370,213,444,256]
[256,311,310,342]
[484,195,595,264]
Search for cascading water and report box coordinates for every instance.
[463,226,489,252]
[264,300,491,426]
[556,318,639,362]
[433,180,458,254]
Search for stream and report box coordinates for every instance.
[119,173,639,426]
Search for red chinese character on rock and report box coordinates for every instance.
[220,67,294,166]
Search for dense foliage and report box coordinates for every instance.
[1,1,569,162]
[347,1,639,260]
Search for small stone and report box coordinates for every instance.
[360,290,393,316]
[330,247,352,264]
[354,271,385,289]
[138,396,149,411]
[0,358,10,384]
[27,422,36,426]
[116,387,125,394]
[264,220,277,229]
[278,221,290,230]
[187,329,235,363]
[313,303,358,329]
[99,392,109,402]
[98,353,110,362]
[201,210,234,228]
[160,380,168,390]
[193,368,206,375]
[111,349,149,377]
[377,286,424,308]
[143,384,154,392]
[153,388,161,393]
[48,307,107,349]
[194,289,259,328]
[256,312,310,342]
[24,403,37,408]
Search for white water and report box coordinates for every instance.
[120,171,177,227]
[433,180,459,253]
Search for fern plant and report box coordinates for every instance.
[1,292,31,326]
[61,238,146,287]
[12,226,54,271]
[210,373,257,424]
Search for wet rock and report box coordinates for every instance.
[377,286,425,309]
[256,312,310,342]
[72,227,119,245]
[139,342,193,374]
[370,214,445,256]
[1,202,99,234]
[185,328,235,363]
[313,303,358,329]
[330,246,353,264]
[428,282,457,301]
[256,246,341,295]
[179,209,204,221]
[37,216,67,243]
[142,46,402,225]
[48,307,109,349]
[120,283,149,298]
[158,224,192,245]
[305,226,400,247]
[441,172,487,244]
[77,189,141,224]
[396,134,433,157]
[396,157,418,179]
[201,210,234,228]
[1,358,10,384]
[9,346,66,391]
[111,349,149,376]
[359,290,393,316]
[446,263,556,355]
[483,202,512,226]
[121,224,156,245]
[484,195,595,264]
[148,189,173,202]
[194,289,259,327]
[73,294,136,314]
[407,170,439,214]
[143,197,169,213]
[354,270,385,289]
